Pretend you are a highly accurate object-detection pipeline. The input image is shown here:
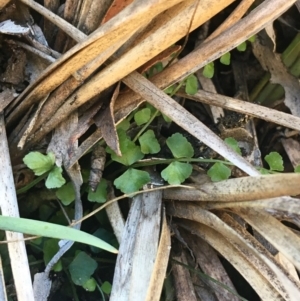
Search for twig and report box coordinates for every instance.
[0,114,34,300]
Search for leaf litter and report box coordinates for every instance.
[1,1,300,301]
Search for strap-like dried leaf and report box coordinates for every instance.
[163,173,300,202]
[145,209,171,301]
[237,208,300,271]
[178,220,282,300]
[167,203,300,300]
[110,190,162,301]
[9,0,182,126]
[178,89,300,132]
[114,0,297,124]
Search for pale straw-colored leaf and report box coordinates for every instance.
[167,203,300,300]
[163,173,300,202]
[237,208,300,271]
[178,220,283,300]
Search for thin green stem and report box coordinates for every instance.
[96,283,106,301]
[16,172,49,195]
[133,109,160,142]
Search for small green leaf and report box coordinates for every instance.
[237,41,247,51]
[203,62,214,78]
[134,108,151,126]
[162,114,172,123]
[43,239,62,272]
[23,152,55,175]
[207,162,231,182]
[248,35,256,43]
[147,62,163,77]
[56,182,75,206]
[101,281,112,294]
[81,169,90,183]
[45,166,66,189]
[166,133,194,158]
[117,119,130,131]
[69,251,98,286]
[161,161,192,185]
[139,130,161,154]
[82,278,97,292]
[88,179,107,203]
[264,152,284,171]
[107,130,144,166]
[224,137,242,155]
[185,74,198,95]
[295,165,300,173]
[164,84,177,95]
[146,103,160,115]
[114,168,150,194]
[220,52,231,65]
[259,168,272,175]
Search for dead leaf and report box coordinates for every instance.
[0,19,29,34]
[0,88,18,112]
[0,47,26,85]
[102,0,134,24]
[265,22,276,51]
[138,44,181,74]
[110,190,162,301]
[89,145,106,192]
[94,83,121,155]
[163,173,300,202]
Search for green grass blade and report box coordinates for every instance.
[0,215,118,254]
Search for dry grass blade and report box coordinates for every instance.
[163,173,300,202]
[110,190,162,301]
[206,0,255,41]
[19,0,86,41]
[24,0,236,146]
[171,248,198,301]
[0,114,34,300]
[0,89,18,112]
[145,211,171,301]
[167,203,300,300]
[0,257,7,301]
[8,0,182,126]
[177,90,300,132]
[178,220,283,300]
[0,0,10,9]
[105,186,125,244]
[200,196,300,216]
[2,0,300,300]
[237,208,300,271]
[183,232,240,301]
[114,0,297,118]
[123,71,258,176]
[218,212,300,301]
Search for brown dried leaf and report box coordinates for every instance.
[145,210,171,301]
[178,220,282,300]
[171,247,197,301]
[89,145,106,192]
[101,0,134,24]
[163,173,300,202]
[0,88,18,113]
[237,208,300,271]
[0,48,26,85]
[94,83,121,155]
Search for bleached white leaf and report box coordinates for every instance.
[0,20,29,35]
